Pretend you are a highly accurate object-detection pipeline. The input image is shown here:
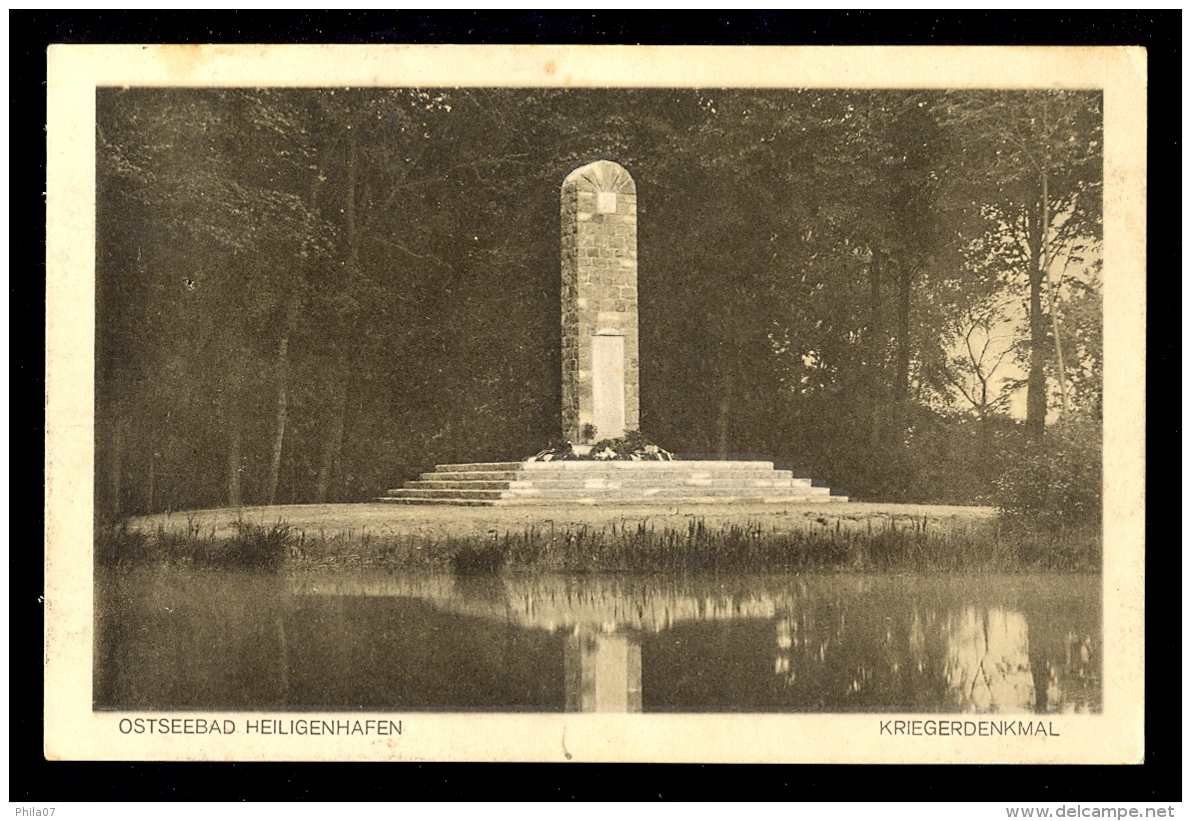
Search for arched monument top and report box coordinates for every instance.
[562,160,636,195]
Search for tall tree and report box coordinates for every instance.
[943,91,1103,438]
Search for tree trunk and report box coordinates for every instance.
[227,426,242,508]
[221,349,251,507]
[1025,245,1048,440]
[1051,307,1069,417]
[895,260,913,408]
[1026,151,1053,440]
[109,416,123,518]
[315,371,347,504]
[868,254,884,449]
[144,449,156,515]
[1040,160,1070,419]
[266,290,302,506]
[717,361,733,459]
[1026,124,1060,438]
[717,396,731,460]
[266,327,292,507]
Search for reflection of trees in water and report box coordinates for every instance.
[770,598,951,710]
[766,586,1099,713]
[96,568,297,708]
[1042,630,1099,713]
[944,607,1034,711]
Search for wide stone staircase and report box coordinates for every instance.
[378,460,847,506]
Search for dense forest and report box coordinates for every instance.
[95,88,1102,517]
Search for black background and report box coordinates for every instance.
[11,9,1179,802]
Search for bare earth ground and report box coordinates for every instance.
[129,501,997,542]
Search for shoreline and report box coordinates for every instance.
[105,502,1098,575]
[126,500,999,541]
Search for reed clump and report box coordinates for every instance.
[96,517,295,570]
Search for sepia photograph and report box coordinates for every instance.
[44,44,1146,763]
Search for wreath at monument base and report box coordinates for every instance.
[529,430,673,462]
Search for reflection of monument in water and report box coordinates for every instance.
[295,574,788,713]
[566,632,642,712]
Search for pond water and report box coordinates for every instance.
[95,569,1100,713]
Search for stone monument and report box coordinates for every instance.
[380,159,847,505]
[560,160,639,444]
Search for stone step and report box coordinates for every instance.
[434,462,527,472]
[399,480,515,492]
[401,476,812,492]
[422,471,522,482]
[375,496,500,507]
[387,489,509,500]
[518,459,777,472]
[432,460,783,474]
[376,493,848,506]
[500,486,833,499]
[514,476,807,487]
[426,468,796,480]
[386,485,834,502]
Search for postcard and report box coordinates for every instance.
[45,44,1145,762]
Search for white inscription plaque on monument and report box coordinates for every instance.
[591,331,626,440]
